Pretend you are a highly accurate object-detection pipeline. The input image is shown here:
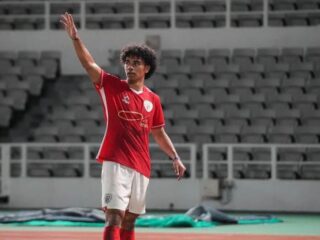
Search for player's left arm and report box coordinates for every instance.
[151,127,186,180]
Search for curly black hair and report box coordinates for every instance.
[120,44,157,79]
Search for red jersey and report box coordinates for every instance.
[94,70,165,178]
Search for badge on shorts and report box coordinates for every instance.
[104,193,112,204]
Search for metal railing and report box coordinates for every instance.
[0,0,319,30]
[203,143,320,180]
[0,142,197,196]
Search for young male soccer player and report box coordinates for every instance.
[60,13,186,240]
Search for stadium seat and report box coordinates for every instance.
[190,64,215,80]
[295,126,320,143]
[184,49,206,66]
[266,93,292,112]
[240,64,264,79]
[232,14,263,27]
[50,3,80,14]
[265,63,290,79]
[58,127,84,143]
[23,75,44,96]
[290,62,314,79]
[297,0,319,10]
[280,47,304,64]
[256,48,279,67]
[240,93,265,112]
[252,148,271,161]
[232,48,255,66]
[301,165,320,179]
[114,2,134,13]
[280,77,306,95]
[270,0,296,11]
[176,19,191,28]
[275,109,300,127]
[285,14,309,27]
[224,109,250,127]
[231,0,251,11]
[209,164,227,179]
[204,0,225,12]
[140,2,159,13]
[207,48,230,66]
[198,109,224,128]
[213,94,240,112]
[245,164,271,179]
[0,106,12,127]
[203,78,229,96]
[165,125,187,143]
[214,125,241,143]
[305,47,320,64]
[268,14,285,27]
[307,13,320,26]
[241,125,268,143]
[214,64,240,80]
[7,89,28,110]
[229,78,255,97]
[33,126,59,142]
[177,1,204,12]
[84,126,104,143]
[28,163,53,177]
[141,17,170,28]
[255,78,281,96]
[267,125,295,143]
[191,16,216,28]
[301,109,320,125]
[52,164,83,177]
[292,94,317,115]
[86,2,114,14]
[277,164,301,179]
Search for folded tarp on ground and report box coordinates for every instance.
[0,205,282,228]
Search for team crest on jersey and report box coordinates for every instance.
[122,94,130,104]
[144,100,153,112]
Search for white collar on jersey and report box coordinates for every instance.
[130,87,144,95]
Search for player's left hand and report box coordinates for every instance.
[172,158,186,180]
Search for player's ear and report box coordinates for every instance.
[145,65,150,74]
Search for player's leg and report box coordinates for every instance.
[122,170,149,240]
[120,211,139,240]
[101,162,133,240]
[103,208,124,240]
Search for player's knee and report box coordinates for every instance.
[122,212,139,230]
[105,209,125,226]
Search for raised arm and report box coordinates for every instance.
[151,127,186,180]
[60,12,101,85]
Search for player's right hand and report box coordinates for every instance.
[60,12,79,40]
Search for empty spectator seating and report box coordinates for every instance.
[3,45,320,180]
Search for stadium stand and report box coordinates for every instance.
[1,42,320,181]
[0,0,319,185]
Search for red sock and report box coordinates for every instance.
[103,226,120,240]
[120,228,135,240]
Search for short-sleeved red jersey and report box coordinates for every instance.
[94,70,165,178]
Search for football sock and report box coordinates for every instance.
[103,225,121,240]
[120,228,135,240]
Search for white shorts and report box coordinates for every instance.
[101,161,149,215]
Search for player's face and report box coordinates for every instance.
[124,56,150,83]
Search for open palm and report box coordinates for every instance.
[60,12,78,40]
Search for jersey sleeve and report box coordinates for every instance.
[94,69,121,92]
[152,95,165,129]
